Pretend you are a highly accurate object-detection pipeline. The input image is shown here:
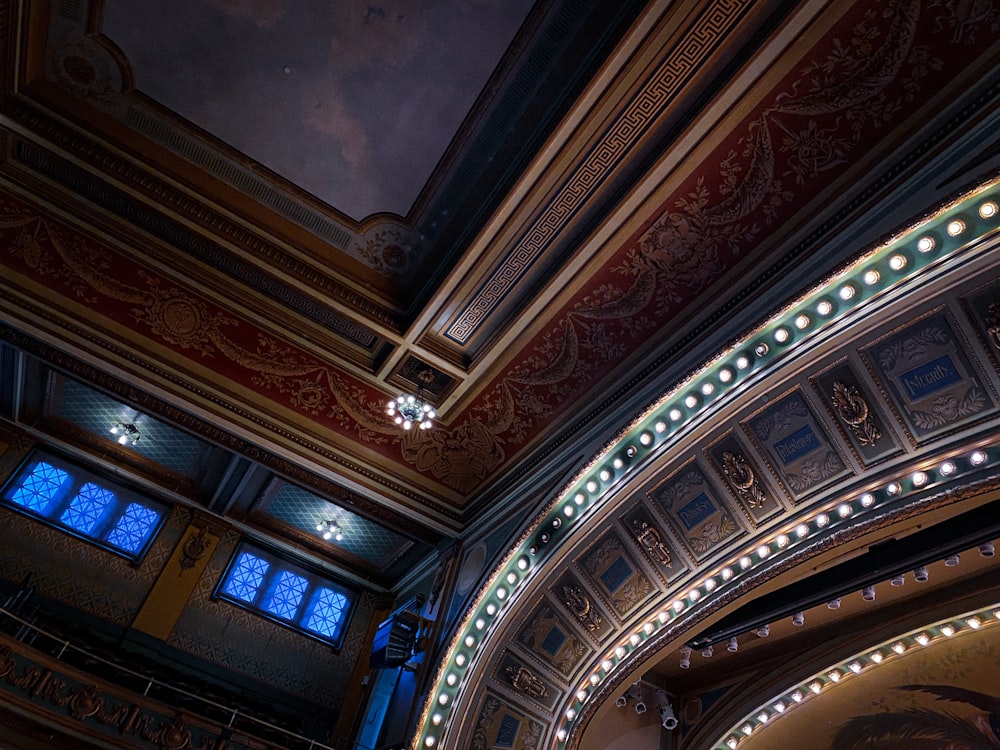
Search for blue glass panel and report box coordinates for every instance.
[60,483,115,535]
[223,552,269,603]
[105,503,160,554]
[6,461,71,515]
[304,587,348,638]
[264,570,308,620]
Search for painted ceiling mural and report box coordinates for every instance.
[22,0,996,500]
[102,0,535,221]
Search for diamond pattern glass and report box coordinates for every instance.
[304,587,348,638]
[6,461,69,514]
[264,570,308,620]
[105,502,161,554]
[223,552,269,603]
[60,482,115,535]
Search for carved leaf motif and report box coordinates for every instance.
[831,381,882,445]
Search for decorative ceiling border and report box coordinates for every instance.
[413,179,1000,750]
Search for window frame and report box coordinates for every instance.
[216,543,356,649]
[0,452,167,561]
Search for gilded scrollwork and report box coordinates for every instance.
[631,519,671,566]
[506,665,546,699]
[561,585,601,632]
[722,451,767,507]
[831,381,882,445]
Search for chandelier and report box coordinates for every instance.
[387,393,435,430]
[109,421,141,446]
[315,519,343,541]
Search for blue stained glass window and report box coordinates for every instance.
[264,570,308,619]
[223,552,270,602]
[6,461,70,514]
[60,483,115,535]
[1,454,164,560]
[304,588,349,638]
[105,503,160,554]
[217,543,354,647]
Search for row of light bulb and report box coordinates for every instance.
[417,191,999,750]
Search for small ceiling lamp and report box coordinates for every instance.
[109,420,141,446]
[387,393,435,430]
[315,520,343,542]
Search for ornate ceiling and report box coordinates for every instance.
[0,0,999,748]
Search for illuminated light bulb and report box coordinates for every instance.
[705,577,717,591]
[755,342,769,356]
[586,480,598,493]
[736,355,750,369]
[916,633,930,646]
[656,420,667,432]
[871,651,883,663]
[816,513,829,527]
[860,492,875,507]
[557,729,567,742]
[721,567,733,580]
[599,469,610,482]
[456,654,467,667]
[563,505,574,517]
[809,681,822,694]
[940,460,956,475]
[740,556,752,569]
[685,394,698,408]
[849,662,862,674]
[941,624,955,637]
[774,327,790,343]
[757,545,769,559]
[719,368,733,383]
[613,457,624,470]
[615,646,626,658]
[829,671,841,682]
[446,674,457,686]
[967,617,982,629]
[791,691,803,702]
[506,572,517,585]
[669,408,682,421]
[576,689,587,702]
[640,431,653,446]
[917,236,936,252]
[838,503,852,518]
[552,518,561,529]
[630,634,640,646]
[912,471,928,486]
[947,219,965,236]
[893,642,905,654]
[465,635,475,647]
[517,556,529,570]
[589,674,600,686]
[432,713,442,726]
[757,712,769,724]
[795,314,810,329]
[566,708,576,720]
[475,618,486,630]
[889,254,907,271]
[673,600,685,612]
[887,482,901,495]
[776,534,789,547]
[817,299,833,316]
[839,284,856,300]
[575,493,585,505]
[425,737,435,747]
[742,724,753,736]
[643,622,654,635]
[796,523,809,537]
[702,382,715,396]
[438,694,449,706]
[728,739,738,749]
[657,611,668,623]
[774,701,785,713]
[689,588,701,602]
[980,201,998,218]
[863,269,880,286]
[496,588,506,599]
[971,450,988,465]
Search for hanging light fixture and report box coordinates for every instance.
[315,520,343,541]
[387,393,435,430]
[109,420,141,446]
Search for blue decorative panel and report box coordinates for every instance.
[60,483,115,535]
[304,588,349,638]
[495,713,521,748]
[5,461,69,514]
[865,314,995,440]
[649,462,741,558]
[264,570,308,620]
[747,391,847,500]
[105,503,161,554]
[540,625,567,656]
[598,556,632,593]
[223,552,269,602]
[580,534,652,616]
